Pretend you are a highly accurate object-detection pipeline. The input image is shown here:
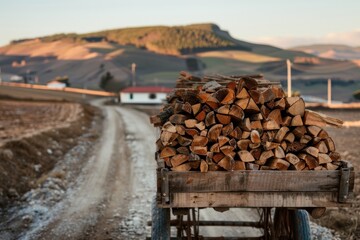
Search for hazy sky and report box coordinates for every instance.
[1,0,359,48]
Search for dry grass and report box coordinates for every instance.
[197,50,280,63]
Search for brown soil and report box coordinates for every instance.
[308,108,360,239]
[0,98,99,206]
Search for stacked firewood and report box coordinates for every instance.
[150,72,343,172]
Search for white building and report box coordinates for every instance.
[120,86,172,104]
[47,80,67,89]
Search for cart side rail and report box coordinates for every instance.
[156,160,354,208]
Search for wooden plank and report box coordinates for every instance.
[166,171,340,192]
[169,192,347,208]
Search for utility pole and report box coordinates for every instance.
[328,78,332,106]
[131,63,136,87]
[286,59,292,97]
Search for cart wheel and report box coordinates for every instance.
[292,209,311,240]
[151,196,170,240]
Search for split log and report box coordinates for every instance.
[260,105,270,118]
[191,103,202,115]
[161,131,178,146]
[274,98,286,110]
[329,152,341,161]
[172,162,192,171]
[318,153,332,164]
[200,160,209,172]
[246,163,260,170]
[250,120,263,130]
[257,150,274,165]
[220,145,235,156]
[237,139,251,150]
[171,154,189,167]
[162,121,177,133]
[222,122,234,136]
[233,161,246,170]
[218,136,230,147]
[184,119,198,128]
[177,135,192,146]
[287,142,306,152]
[281,116,291,127]
[274,146,285,158]
[216,114,232,125]
[325,162,339,170]
[242,131,251,139]
[213,153,225,163]
[315,141,328,153]
[229,105,244,120]
[216,105,231,115]
[208,124,222,142]
[250,148,262,160]
[235,98,249,109]
[307,126,322,137]
[274,127,289,142]
[177,146,190,155]
[238,150,255,162]
[192,135,208,147]
[246,98,260,113]
[286,97,305,116]
[284,132,295,143]
[218,155,234,170]
[303,110,343,127]
[236,88,250,99]
[269,159,290,170]
[150,107,173,126]
[160,147,177,158]
[263,120,280,130]
[229,138,237,148]
[300,135,312,144]
[185,128,199,137]
[324,138,335,152]
[264,141,280,150]
[293,126,307,139]
[285,153,300,165]
[213,88,235,105]
[210,143,220,153]
[176,125,186,135]
[250,130,261,144]
[205,111,216,127]
[280,141,287,151]
[191,146,207,155]
[195,121,205,131]
[195,110,206,121]
[303,154,319,169]
[240,118,252,131]
[294,160,306,170]
[304,146,319,158]
[291,115,303,126]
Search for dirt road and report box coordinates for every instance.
[19,103,156,240]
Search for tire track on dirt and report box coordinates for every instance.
[32,105,125,239]
[32,105,157,240]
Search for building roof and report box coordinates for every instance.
[121,86,172,93]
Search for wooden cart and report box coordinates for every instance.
[150,159,354,240]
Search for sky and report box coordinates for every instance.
[1,0,359,48]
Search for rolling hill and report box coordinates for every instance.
[291,44,360,66]
[1,23,360,101]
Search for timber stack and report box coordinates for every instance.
[150,71,343,172]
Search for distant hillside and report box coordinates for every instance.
[2,23,360,102]
[10,23,311,59]
[291,44,360,63]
